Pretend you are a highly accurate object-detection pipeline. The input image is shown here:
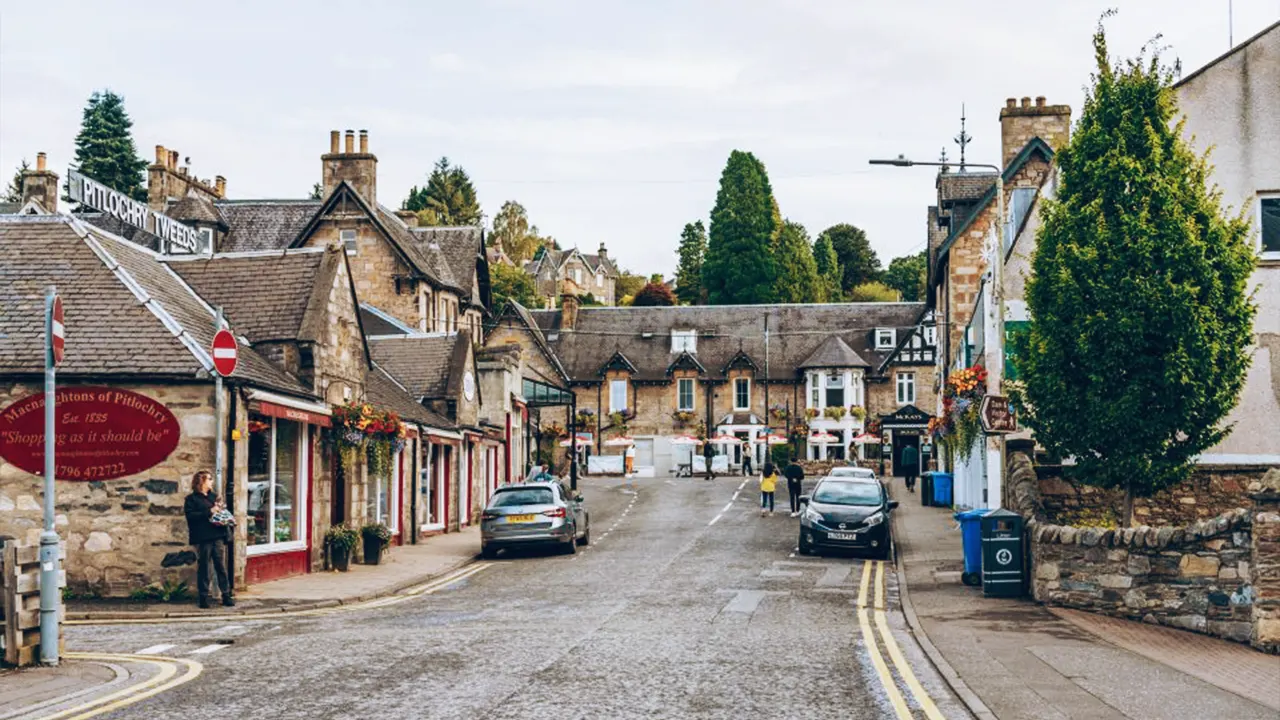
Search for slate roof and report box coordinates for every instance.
[798,335,870,369]
[215,200,322,253]
[376,206,461,292]
[0,215,313,397]
[166,248,334,343]
[0,202,22,214]
[937,172,997,203]
[368,334,462,400]
[365,365,455,429]
[359,305,414,337]
[411,226,485,306]
[169,194,227,229]
[526,303,924,383]
[527,247,617,277]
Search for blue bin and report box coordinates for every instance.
[954,508,989,586]
[931,471,954,507]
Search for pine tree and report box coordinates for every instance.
[774,220,822,304]
[70,90,148,201]
[3,159,29,203]
[403,157,481,226]
[674,221,707,304]
[817,223,880,293]
[813,234,842,302]
[1014,20,1256,521]
[703,150,778,305]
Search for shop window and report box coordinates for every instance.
[246,415,306,551]
[610,379,628,413]
[677,378,695,412]
[734,377,750,410]
[897,373,916,404]
[368,450,400,533]
[825,373,845,408]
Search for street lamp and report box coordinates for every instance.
[869,155,1007,509]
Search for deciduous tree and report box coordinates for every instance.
[70,90,147,201]
[489,261,538,313]
[813,234,842,302]
[774,220,822,304]
[883,251,927,302]
[633,281,676,307]
[817,223,880,293]
[403,157,482,226]
[848,281,900,302]
[703,150,778,304]
[491,200,545,263]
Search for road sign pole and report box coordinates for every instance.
[214,307,225,490]
[39,287,60,665]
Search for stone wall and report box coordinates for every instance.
[1251,480,1280,654]
[1033,464,1268,528]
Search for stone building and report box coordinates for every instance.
[486,296,937,475]
[524,245,619,307]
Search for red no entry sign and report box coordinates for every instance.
[50,295,65,367]
[211,329,238,377]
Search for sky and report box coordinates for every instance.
[2,1,1277,277]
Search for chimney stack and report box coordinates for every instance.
[214,175,226,198]
[359,129,368,153]
[322,128,378,205]
[21,151,59,213]
[597,242,608,261]
[344,129,355,154]
[999,96,1072,167]
[561,293,580,330]
[330,130,340,154]
[395,209,419,227]
[169,150,179,170]
[155,145,167,165]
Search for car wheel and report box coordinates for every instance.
[798,534,813,556]
[564,530,578,555]
[577,517,590,546]
[481,545,497,560]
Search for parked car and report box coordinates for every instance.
[480,481,589,558]
[798,476,898,558]
[827,466,878,481]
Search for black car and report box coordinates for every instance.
[798,476,898,558]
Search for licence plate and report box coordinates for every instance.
[506,514,537,523]
[827,532,859,541]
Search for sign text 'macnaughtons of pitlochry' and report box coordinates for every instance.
[67,169,201,253]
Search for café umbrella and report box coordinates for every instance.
[752,434,788,445]
[603,436,635,447]
[852,432,880,444]
[559,432,592,447]
[709,434,742,445]
[670,435,703,446]
[809,431,838,443]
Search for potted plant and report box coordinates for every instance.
[769,404,789,422]
[804,408,819,421]
[325,523,359,571]
[361,522,392,565]
[672,410,696,426]
[574,408,595,429]
[823,406,846,421]
[849,405,867,421]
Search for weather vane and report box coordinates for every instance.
[953,104,972,172]
[938,146,950,172]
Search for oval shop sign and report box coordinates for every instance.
[0,386,182,481]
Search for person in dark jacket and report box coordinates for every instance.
[184,470,233,608]
[783,456,806,517]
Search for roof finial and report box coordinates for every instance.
[953,103,972,172]
[938,146,950,174]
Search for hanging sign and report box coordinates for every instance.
[0,386,182,481]
[67,169,201,253]
[980,395,1018,434]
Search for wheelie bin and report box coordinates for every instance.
[954,508,989,587]
[931,471,954,507]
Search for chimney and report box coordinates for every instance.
[214,175,226,198]
[561,293,580,330]
[999,96,1072,167]
[169,150,179,170]
[155,145,167,165]
[322,128,378,205]
[394,209,419,227]
[597,242,608,261]
[21,152,59,213]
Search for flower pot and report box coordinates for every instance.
[362,537,385,565]
[331,545,351,572]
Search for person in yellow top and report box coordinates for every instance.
[759,463,779,516]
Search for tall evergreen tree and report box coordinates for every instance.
[674,221,707,304]
[883,251,927,302]
[817,223,881,293]
[813,235,842,302]
[403,156,481,226]
[71,90,147,201]
[3,159,29,203]
[703,150,778,305]
[774,220,822,304]
[1014,20,1256,522]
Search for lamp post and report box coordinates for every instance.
[869,155,1007,509]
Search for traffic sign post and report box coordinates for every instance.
[40,288,62,665]
[212,327,238,377]
[980,395,1018,434]
[211,312,236,518]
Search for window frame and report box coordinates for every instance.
[733,377,751,411]
[1260,194,1279,258]
[671,329,697,354]
[197,226,214,254]
[896,372,916,405]
[825,372,845,409]
[677,378,695,412]
[245,416,309,555]
[369,449,401,534]
[876,328,896,350]
[809,373,821,408]
[610,378,628,413]
[340,229,357,255]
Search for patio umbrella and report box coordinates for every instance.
[809,431,838,443]
[558,432,593,447]
[709,434,742,445]
[603,436,635,447]
[752,434,788,445]
[852,432,880,444]
[670,435,703,446]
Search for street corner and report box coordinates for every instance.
[0,651,202,720]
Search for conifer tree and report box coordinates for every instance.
[813,235,842,302]
[703,150,778,304]
[674,221,707,304]
[774,220,822,304]
[71,90,148,201]
[3,159,29,203]
[404,157,481,226]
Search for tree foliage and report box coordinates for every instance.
[488,261,538,314]
[1014,21,1256,505]
[847,281,900,302]
[403,157,482,226]
[883,251,927,302]
[491,200,548,263]
[309,183,323,200]
[615,271,646,303]
[817,223,880,293]
[774,220,822,304]
[703,150,778,304]
[813,234,843,302]
[3,159,29,203]
[632,281,676,307]
[71,90,147,201]
[674,220,707,305]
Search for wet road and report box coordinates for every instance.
[66,474,968,719]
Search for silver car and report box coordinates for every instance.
[480,481,590,558]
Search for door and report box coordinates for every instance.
[634,438,654,467]
[330,449,346,526]
[893,435,920,476]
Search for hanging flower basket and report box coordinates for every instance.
[769,404,789,421]
[934,364,988,461]
[672,410,696,426]
[573,409,595,429]
[804,408,819,420]
[330,403,406,475]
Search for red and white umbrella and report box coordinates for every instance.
[603,436,635,447]
[670,435,703,446]
[709,434,742,445]
[809,431,838,443]
[752,434,789,445]
[852,432,881,444]
[559,432,593,447]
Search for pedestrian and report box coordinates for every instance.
[759,462,778,516]
[624,444,636,475]
[742,449,753,476]
[183,470,234,609]
[901,443,920,493]
[703,442,716,480]
[783,455,806,517]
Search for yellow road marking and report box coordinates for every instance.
[858,560,872,606]
[874,559,886,611]
[875,605,946,720]
[32,653,202,720]
[858,607,913,719]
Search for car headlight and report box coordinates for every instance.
[864,512,885,527]
[803,506,824,524]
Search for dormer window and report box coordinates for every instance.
[875,328,896,350]
[341,229,357,255]
[672,329,697,353]
[197,227,214,254]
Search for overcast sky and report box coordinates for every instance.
[2,1,1276,276]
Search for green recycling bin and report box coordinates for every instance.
[980,508,1025,597]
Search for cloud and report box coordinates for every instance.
[513,52,744,91]
[428,53,464,72]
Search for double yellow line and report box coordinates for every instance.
[29,653,202,720]
[857,560,944,720]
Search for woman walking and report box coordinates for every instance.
[184,470,234,609]
[759,462,779,516]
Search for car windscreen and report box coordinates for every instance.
[830,468,874,478]
[490,488,555,507]
[812,481,882,506]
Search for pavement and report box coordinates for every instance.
[888,477,1280,720]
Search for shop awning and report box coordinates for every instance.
[246,389,332,427]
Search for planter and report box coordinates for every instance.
[362,537,386,565]
[331,545,352,572]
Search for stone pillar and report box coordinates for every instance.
[1250,469,1280,653]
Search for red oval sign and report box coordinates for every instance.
[0,386,182,481]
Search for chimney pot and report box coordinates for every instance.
[1006,98,1016,109]
[344,130,355,154]
[169,150,179,170]
[561,293,580,330]
[36,152,47,172]
[215,175,226,197]
[1020,96,1031,108]
[155,145,166,165]
[359,129,368,154]
[329,130,340,154]
[1035,96,1046,107]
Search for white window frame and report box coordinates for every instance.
[734,377,751,411]
[1260,193,1280,259]
[596,271,604,287]
[876,328,896,350]
[459,442,472,528]
[924,325,937,346]
[197,226,214,254]
[897,372,916,405]
[610,379,628,413]
[246,418,309,556]
[672,329,697,353]
[825,372,846,409]
[341,229,357,255]
[369,449,401,535]
[419,443,445,532]
[677,378,695,412]
[809,373,821,409]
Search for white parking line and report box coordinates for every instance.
[136,644,176,655]
[709,513,724,526]
[189,644,227,655]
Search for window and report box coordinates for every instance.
[610,379,628,413]
[572,268,583,284]
[876,329,896,349]
[341,229,357,255]
[677,378,695,411]
[368,449,400,533]
[825,373,845,408]
[596,271,604,287]
[897,373,916,404]
[1004,187,1038,253]
[924,325,937,346]
[246,415,306,550]
[734,377,750,410]
[672,329,697,353]
[197,227,214,253]
[809,373,821,408]
[1261,196,1279,256]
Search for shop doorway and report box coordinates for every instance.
[330,452,347,526]
[893,434,921,476]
